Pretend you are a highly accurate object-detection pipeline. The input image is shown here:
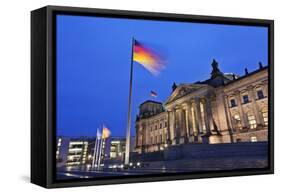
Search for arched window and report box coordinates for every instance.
[261,107,268,126]
[232,113,242,131]
[247,112,257,129]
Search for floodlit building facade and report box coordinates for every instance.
[110,137,126,160]
[135,60,268,153]
[66,140,90,166]
[56,137,117,167]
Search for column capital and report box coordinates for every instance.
[200,97,207,104]
[193,97,201,104]
[174,106,182,112]
[190,98,196,104]
[181,101,191,109]
[166,107,175,112]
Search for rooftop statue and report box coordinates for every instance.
[211,59,223,78]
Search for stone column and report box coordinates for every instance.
[182,103,190,139]
[223,95,233,130]
[174,108,179,144]
[168,109,176,144]
[180,109,185,135]
[234,91,247,128]
[167,110,171,143]
[205,98,214,132]
[175,108,184,144]
[223,95,234,142]
[247,85,262,126]
[202,98,211,134]
[191,100,198,136]
[187,102,193,136]
[194,98,203,134]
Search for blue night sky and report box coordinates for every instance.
[56,14,268,137]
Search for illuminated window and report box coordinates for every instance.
[243,95,250,104]
[110,146,116,151]
[251,136,258,142]
[110,152,117,158]
[261,108,268,126]
[230,99,236,107]
[257,90,264,99]
[247,112,257,129]
[69,141,84,145]
[233,113,242,130]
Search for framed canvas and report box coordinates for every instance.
[31,5,274,188]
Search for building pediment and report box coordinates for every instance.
[164,84,208,105]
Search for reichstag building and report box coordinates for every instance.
[135,60,268,153]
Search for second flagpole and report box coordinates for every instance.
[124,37,135,165]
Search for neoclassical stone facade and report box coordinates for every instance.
[135,60,268,153]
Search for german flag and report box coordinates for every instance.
[133,40,165,76]
[102,125,111,139]
[150,90,157,97]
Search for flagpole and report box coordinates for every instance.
[94,136,98,168]
[125,37,135,165]
[98,125,104,169]
[91,128,98,170]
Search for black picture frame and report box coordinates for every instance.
[31,5,274,188]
